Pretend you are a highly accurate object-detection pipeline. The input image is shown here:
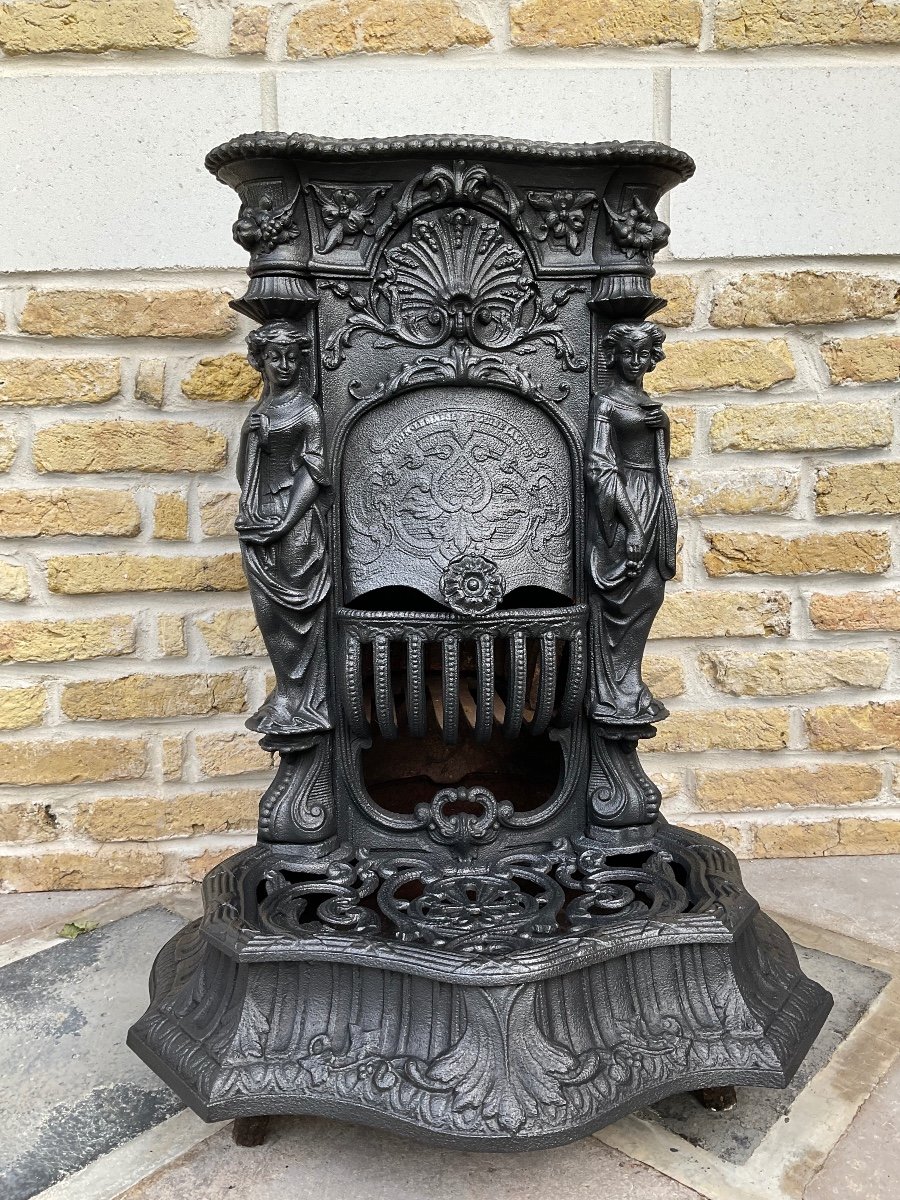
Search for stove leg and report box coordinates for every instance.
[232,1115,271,1146]
[695,1085,738,1112]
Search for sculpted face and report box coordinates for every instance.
[611,333,655,383]
[259,338,304,389]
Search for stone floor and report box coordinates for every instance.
[0,856,897,1200]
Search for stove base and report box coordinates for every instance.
[128,826,831,1150]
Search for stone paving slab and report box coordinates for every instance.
[0,891,120,946]
[0,908,187,1200]
[642,944,889,1165]
[117,1113,704,1200]
[743,857,900,955]
[804,1056,900,1200]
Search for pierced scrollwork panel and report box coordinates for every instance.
[252,834,691,956]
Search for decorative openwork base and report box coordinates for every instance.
[129,823,831,1149]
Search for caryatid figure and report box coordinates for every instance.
[585,321,677,728]
[235,319,332,738]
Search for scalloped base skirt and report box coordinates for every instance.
[128,833,831,1150]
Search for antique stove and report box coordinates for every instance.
[129,134,831,1148]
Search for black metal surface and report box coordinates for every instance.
[129,132,831,1148]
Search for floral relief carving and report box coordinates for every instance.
[307,183,390,253]
[233,186,303,254]
[527,189,597,253]
[603,196,670,260]
[439,553,506,615]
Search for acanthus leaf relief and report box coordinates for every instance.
[322,208,586,371]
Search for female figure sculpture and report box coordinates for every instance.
[586,321,677,727]
[236,319,332,738]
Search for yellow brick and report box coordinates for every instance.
[195,731,273,779]
[199,490,239,537]
[73,788,258,841]
[647,338,795,394]
[0,684,45,730]
[751,817,900,859]
[156,614,186,657]
[0,426,16,471]
[710,271,900,327]
[0,0,195,54]
[805,701,900,751]
[695,764,882,812]
[0,736,148,786]
[288,0,491,57]
[0,488,140,537]
[648,769,682,799]
[230,4,268,53]
[654,275,698,328]
[642,655,684,699]
[135,359,165,408]
[510,0,701,46]
[0,615,134,663]
[673,468,798,516]
[162,735,183,781]
[0,357,120,405]
[0,801,57,843]
[715,0,900,48]
[710,401,892,453]
[678,817,747,856]
[20,289,235,338]
[835,818,900,856]
[815,462,900,516]
[195,608,265,657]
[153,492,189,540]
[751,820,840,858]
[650,589,790,639]
[185,845,248,881]
[646,707,789,752]
[0,561,30,602]
[700,648,888,697]
[809,591,900,632]
[821,335,900,384]
[48,552,245,595]
[34,420,226,473]
[704,531,890,578]
[61,671,246,721]
[0,846,167,892]
[181,353,261,403]
[667,405,694,459]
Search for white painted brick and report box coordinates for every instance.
[276,65,656,144]
[0,73,263,272]
[670,67,900,259]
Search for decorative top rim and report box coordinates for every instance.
[205,131,695,179]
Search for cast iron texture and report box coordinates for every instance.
[129,133,831,1148]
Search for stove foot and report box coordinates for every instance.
[232,1115,271,1146]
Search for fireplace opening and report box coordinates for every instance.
[347,585,574,613]
[358,637,566,815]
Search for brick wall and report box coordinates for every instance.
[0,0,898,889]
